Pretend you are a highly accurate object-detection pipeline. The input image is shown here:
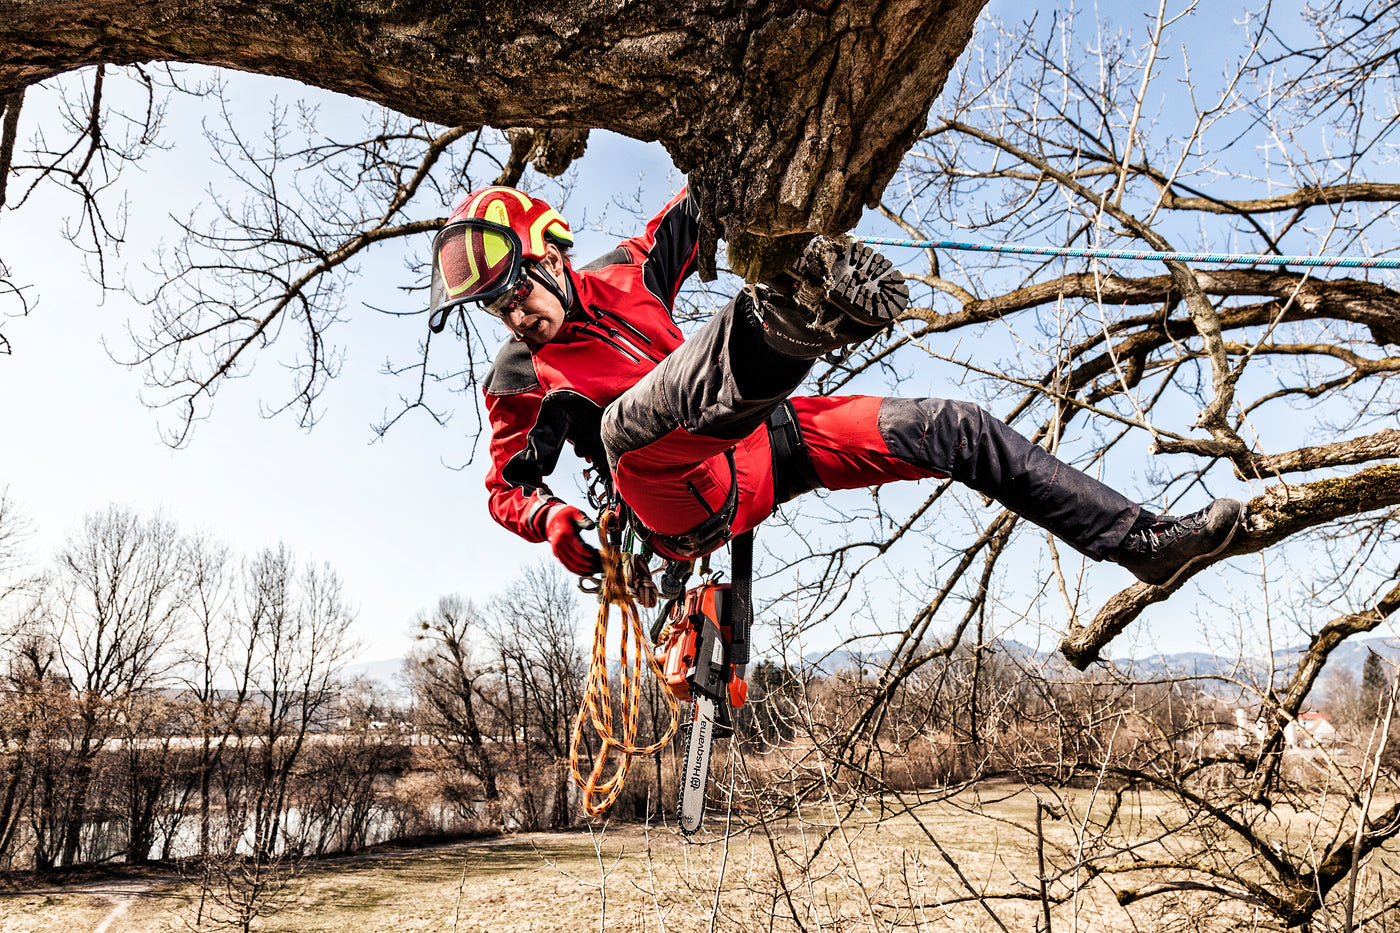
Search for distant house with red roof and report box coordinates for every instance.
[1286,711,1337,748]
[1203,707,1338,750]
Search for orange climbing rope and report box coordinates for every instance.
[568,509,681,816]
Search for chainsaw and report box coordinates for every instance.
[652,532,753,835]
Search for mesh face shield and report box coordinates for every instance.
[428,219,525,332]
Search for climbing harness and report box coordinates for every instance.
[568,508,680,816]
[854,236,1400,270]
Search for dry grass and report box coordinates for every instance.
[0,890,112,933]
[2,777,1397,933]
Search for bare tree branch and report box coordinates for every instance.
[1061,464,1400,668]
[0,86,22,208]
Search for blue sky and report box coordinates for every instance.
[0,1,1339,669]
[0,81,691,664]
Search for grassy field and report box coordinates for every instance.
[1,779,1395,933]
[0,826,1078,933]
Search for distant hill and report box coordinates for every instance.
[798,635,1400,687]
[345,656,411,702]
[1113,635,1400,685]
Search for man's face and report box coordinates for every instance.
[501,244,568,345]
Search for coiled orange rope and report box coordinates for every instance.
[568,509,681,816]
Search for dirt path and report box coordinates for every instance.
[90,887,136,933]
[36,878,158,933]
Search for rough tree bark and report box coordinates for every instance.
[0,0,988,275]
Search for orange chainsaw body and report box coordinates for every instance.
[655,583,748,709]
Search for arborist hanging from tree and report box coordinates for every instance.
[427,185,1246,831]
[428,185,1243,592]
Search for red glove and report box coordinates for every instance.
[543,504,603,577]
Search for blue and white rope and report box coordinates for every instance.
[853,236,1400,270]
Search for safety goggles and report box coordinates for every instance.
[482,276,534,319]
[428,218,526,322]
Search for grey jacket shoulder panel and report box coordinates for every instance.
[483,338,539,396]
[578,247,632,272]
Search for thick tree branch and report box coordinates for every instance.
[0,87,22,208]
[1235,427,1400,479]
[1060,464,1400,668]
[0,0,987,251]
[908,269,1400,346]
[1160,180,1400,214]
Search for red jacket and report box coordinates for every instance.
[482,190,701,542]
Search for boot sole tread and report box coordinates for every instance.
[828,242,909,326]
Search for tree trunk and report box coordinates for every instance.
[58,757,92,867]
[0,723,35,863]
[462,686,500,806]
[199,741,212,859]
[0,0,986,260]
[58,719,102,867]
[552,759,571,829]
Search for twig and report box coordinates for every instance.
[927,834,1013,933]
[708,743,737,933]
[450,854,470,933]
[1037,802,1053,933]
[735,742,808,932]
[1344,662,1400,933]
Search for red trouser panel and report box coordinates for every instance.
[612,422,776,540]
[612,395,945,560]
[613,391,1138,563]
[790,396,941,490]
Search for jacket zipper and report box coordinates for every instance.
[578,321,644,363]
[588,305,666,362]
[591,305,655,346]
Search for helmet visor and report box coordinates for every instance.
[429,219,525,316]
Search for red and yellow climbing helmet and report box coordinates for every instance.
[428,186,575,329]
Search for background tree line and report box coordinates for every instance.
[2,484,1398,930]
[0,488,843,869]
[0,490,373,869]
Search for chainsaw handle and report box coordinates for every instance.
[729,532,752,667]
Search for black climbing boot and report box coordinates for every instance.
[1113,499,1245,587]
[749,236,908,359]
